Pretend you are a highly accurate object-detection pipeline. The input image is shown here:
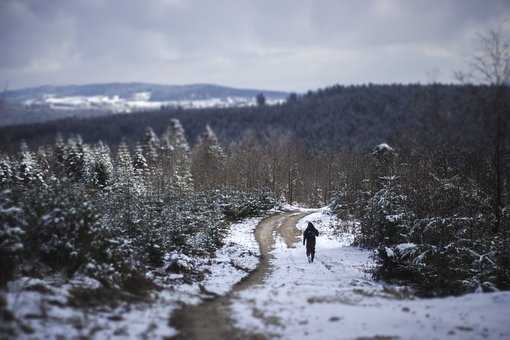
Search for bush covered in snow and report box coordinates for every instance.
[367,175,508,296]
[330,145,509,297]
[356,176,414,248]
[0,122,277,296]
[375,238,509,296]
[1,180,275,291]
[0,191,25,287]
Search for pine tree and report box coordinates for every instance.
[161,119,193,193]
[90,141,113,188]
[192,125,226,190]
[53,133,67,178]
[142,127,160,167]
[16,142,44,185]
[116,141,134,181]
[34,146,53,182]
[360,175,414,247]
[132,143,149,178]
[0,155,13,187]
[65,135,92,182]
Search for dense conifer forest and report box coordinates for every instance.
[0,84,498,153]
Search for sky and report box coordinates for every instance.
[1,0,509,92]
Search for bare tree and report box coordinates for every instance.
[470,30,510,85]
[461,29,510,233]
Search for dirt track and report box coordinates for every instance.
[169,211,310,340]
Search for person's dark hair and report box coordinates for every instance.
[307,222,313,228]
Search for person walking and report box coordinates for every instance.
[303,222,319,263]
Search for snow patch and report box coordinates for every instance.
[3,215,266,339]
[203,217,262,295]
[23,94,285,112]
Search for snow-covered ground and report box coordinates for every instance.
[3,216,264,339]
[5,274,183,339]
[23,94,284,112]
[6,209,510,339]
[230,209,510,340]
[202,217,262,295]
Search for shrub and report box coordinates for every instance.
[356,176,414,247]
[0,191,25,287]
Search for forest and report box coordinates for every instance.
[0,83,497,153]
[1,77,509,294]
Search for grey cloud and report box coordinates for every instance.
[1,0,509,91]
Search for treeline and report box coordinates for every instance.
[0,84,499,154]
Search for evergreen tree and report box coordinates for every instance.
[132,143,149,178]
[161,119,194,193]
[90,141,113,188]
[64,135,92,182]
[116,141,134,181]
[359,175,414,247]
[142,127,160,167]
[53,133,67,178]
[115,141,146,196]
[16,141,44,185]
[256,93,266,106]
[0,155,13,187]
[192,125,226,190]
[35,146,51,176]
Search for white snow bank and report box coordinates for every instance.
[5,274,182,339]
[202,217,262,295]
[275,203,319,213]
[373,143,395,153]
[395,242,417,252]
[296,207,356,247]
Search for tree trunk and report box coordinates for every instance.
[494,85,505,234]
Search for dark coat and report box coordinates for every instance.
[303,223,319,248]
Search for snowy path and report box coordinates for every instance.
[168,209,510,340]
[169,211,311,340]
[229,210,510,340]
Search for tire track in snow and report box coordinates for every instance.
[169,211,313,340]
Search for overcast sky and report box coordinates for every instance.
[1,0,509,91]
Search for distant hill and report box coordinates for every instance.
[0,83,494,154]
[0,83,288,126]
[4,82,288,103]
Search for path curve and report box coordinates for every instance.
[169,211,311,340]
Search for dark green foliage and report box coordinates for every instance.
[220,191,276,221]
[495,237,510,290]
[0,124,278,293]
[68,286,144,309]
[0,157,13,187]
[0,84,497,154]
[0,191,25,287]
[357,176,414,248]
[1,176,275,289]
[375,237,508,297]
[342,154,508,296]
[256,93,266,106]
